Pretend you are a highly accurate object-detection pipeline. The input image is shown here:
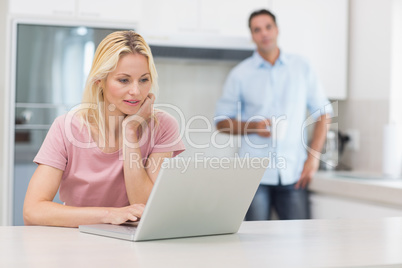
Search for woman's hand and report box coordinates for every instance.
[122,93,155,135]
[103,204,145,225]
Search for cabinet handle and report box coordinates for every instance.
[52,10,74,16]
[79,12,100,18]
[16,110,33,125]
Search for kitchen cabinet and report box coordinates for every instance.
[271,0,348,99]
[310,193,402,219]
[310,171,402,219]
[8,0,75,17]
[197,0,272,38]
[140,0,348,99]
[140,0,270,37]
[139,0,271,49]
[77,0,142,23]
[8,0,348,99]
[8,0,141,24]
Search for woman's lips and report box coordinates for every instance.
[124,100,140,106]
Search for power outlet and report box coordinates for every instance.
[344,129,360,152]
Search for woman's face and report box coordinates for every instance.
[103,53,152,117]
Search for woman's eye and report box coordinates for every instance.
[140,78,149,83]
[119,79,129,84]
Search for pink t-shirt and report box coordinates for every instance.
[34,111,185,207]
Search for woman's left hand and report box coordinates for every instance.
[122,93,155,134]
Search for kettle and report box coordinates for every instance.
[319,130,350,170]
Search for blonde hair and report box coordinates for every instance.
[78,31,158,142]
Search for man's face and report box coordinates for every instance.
[250,14,279,53]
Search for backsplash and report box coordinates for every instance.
[154,58,238,158]
[337,99,390,172]
[154,59,389,173]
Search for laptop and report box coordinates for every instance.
[79,157,266,241]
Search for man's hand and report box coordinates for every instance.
[295,157,320,189]
[250,119,271,137]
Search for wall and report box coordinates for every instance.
[155,58,238,159]
[390,0,402,125]
[338,0,397,172]
[0,1,9,225]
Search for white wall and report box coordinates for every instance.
[155,58,239,159]
[338,0,401,172]
[389,0,402,124]
[347,0,392,101]
[0,1,9,225]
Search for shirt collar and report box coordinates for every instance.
[252,50,288,68]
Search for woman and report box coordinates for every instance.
[23,31,185,227]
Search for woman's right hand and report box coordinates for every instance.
[103,203,145,225]
[122,93,155,135]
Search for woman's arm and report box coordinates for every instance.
[123,147,172,205]
[23,164,144,227]
[122,93,177,204]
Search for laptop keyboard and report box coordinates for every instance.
[101,222,138,234]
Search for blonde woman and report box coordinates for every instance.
[23,31,185,227]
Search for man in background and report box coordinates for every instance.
[215,9,332,220]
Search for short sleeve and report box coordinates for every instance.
[151,112,186,157]
[306,64,333,120]
[214,70,242,124]
[33,116,68,171]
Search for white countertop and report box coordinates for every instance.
[310,171,402,207]
[2,218,402,267]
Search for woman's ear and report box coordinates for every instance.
[96,80,105,90]
[95,80,104,95]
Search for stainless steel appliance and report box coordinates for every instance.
[11,22,128,225]
[320,130,350,171]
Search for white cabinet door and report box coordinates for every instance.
[213,0,272,38]
[77,0,142,24]
[310,193,402,219]
[272,0,348,99]
[140,0,271,38]
[139,0,182,36]
[9,0,75,17]
[139,0,272,49]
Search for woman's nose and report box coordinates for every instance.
[128,82,140,95]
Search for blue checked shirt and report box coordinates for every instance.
[215,51,333,185]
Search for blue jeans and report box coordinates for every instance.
[245,183,310,220]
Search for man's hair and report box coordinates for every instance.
[248,9,277,29]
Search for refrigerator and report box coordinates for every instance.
[12,22,128,225]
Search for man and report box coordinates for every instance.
[215,9,332,220]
